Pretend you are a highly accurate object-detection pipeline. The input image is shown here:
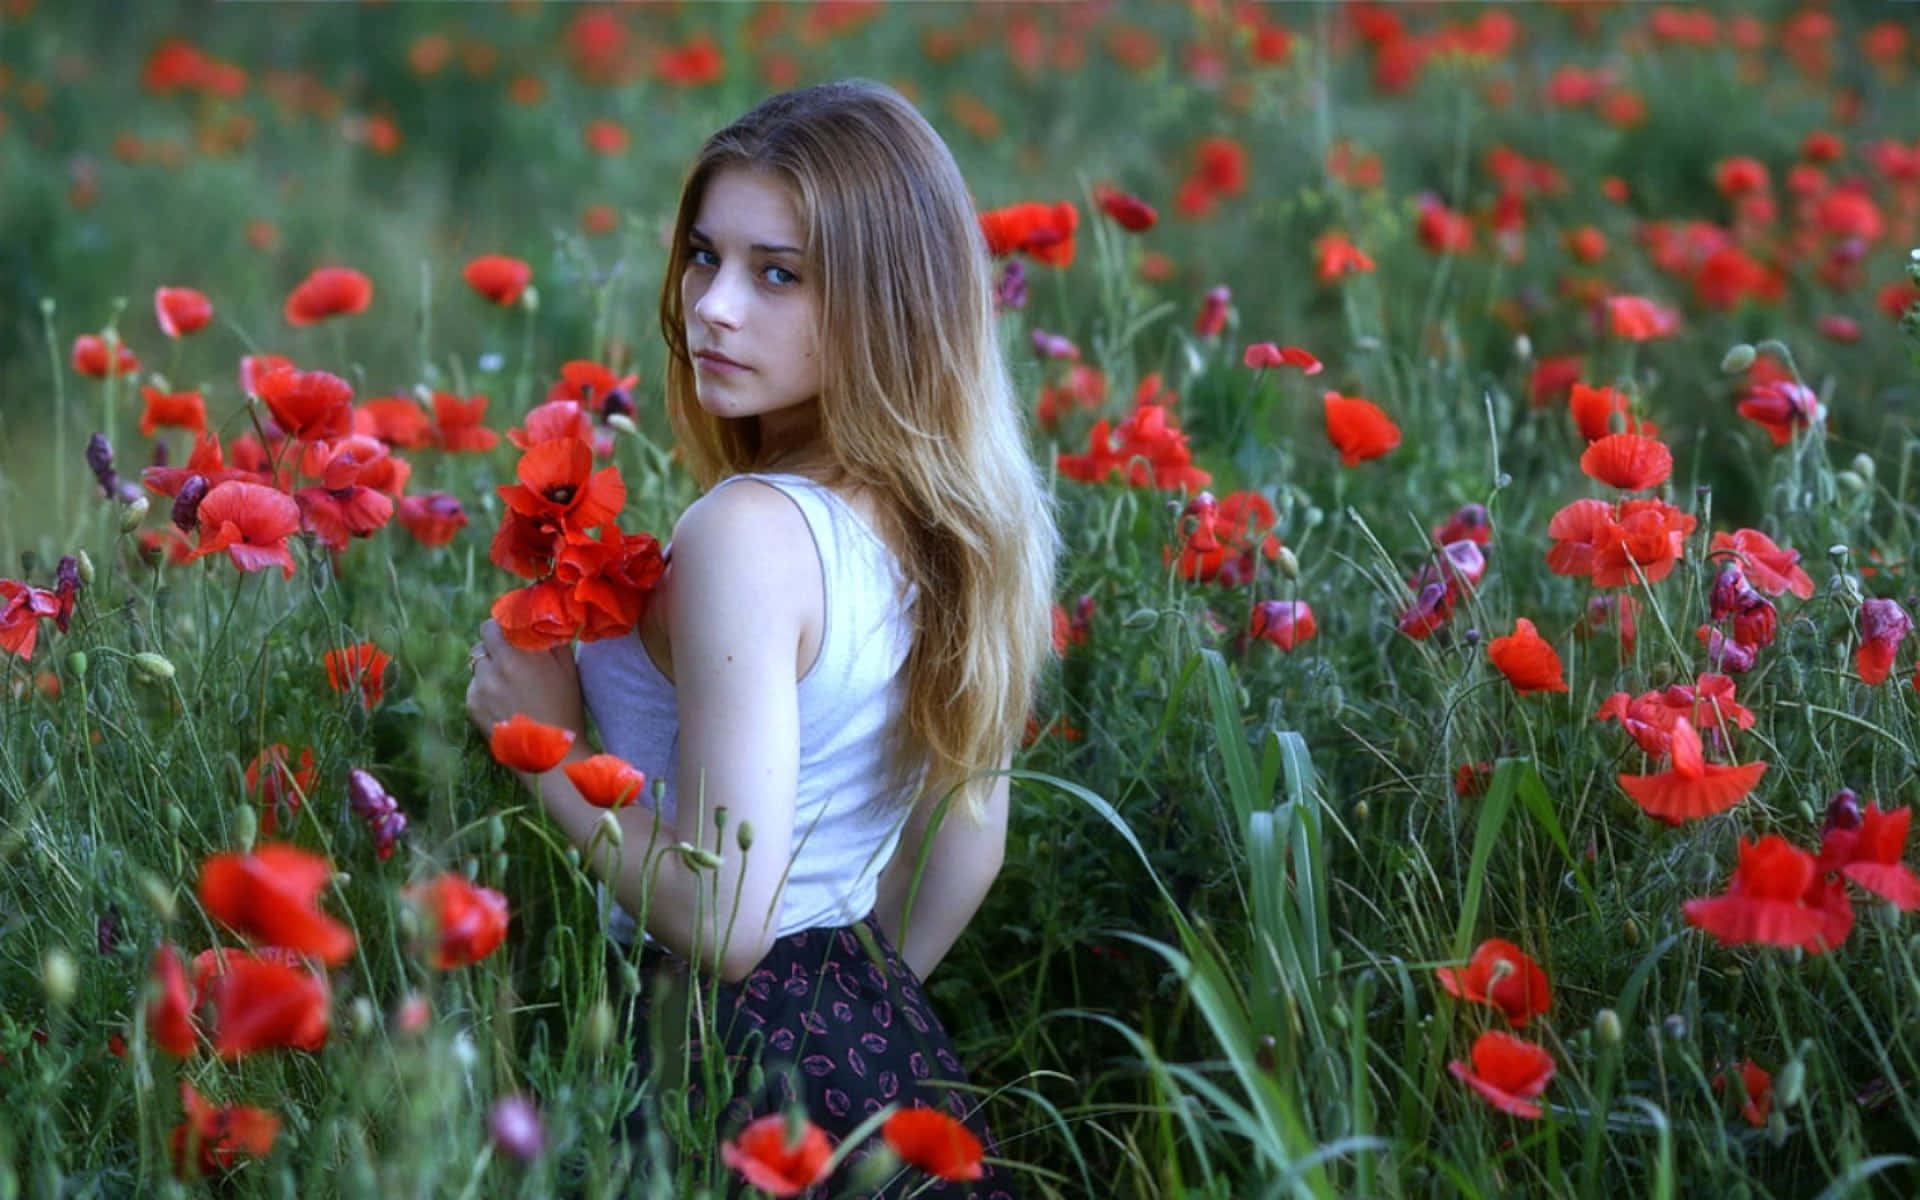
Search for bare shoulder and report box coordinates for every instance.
[668,479,820,643]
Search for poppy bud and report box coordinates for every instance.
[487,814,506,851]
[1513,334,1532,362]
[1623,917,1642,946]
[349,996,376,1037]
[583,998,615,1055]
[1720,343,1757,373]
[170,475,209,533]
[594,811,623,850]
[1825,788,1863,831]
[736,820,755,852]
[520,285,540,314]
[41,947,77,1009]
[675,842,723,872]
[1352,800,1369,824]
[75,550,95,586]
[1593,1008,1622,1046]
[132,651,175,682]
[606,413,638,437]
[1275,546,1299,581]
[232,802,257,851]
[66,649,88,679]
[1850,453,1876,483]
[138,869,176,921]
[120,496,150,533]
[1776,1058,1805,1109]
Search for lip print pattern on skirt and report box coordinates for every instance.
[623,914,1019,1198]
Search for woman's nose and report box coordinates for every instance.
[693,266,743,329]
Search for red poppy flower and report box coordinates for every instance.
[1684,834,1833,951]
[720,1113,833,1197]
[1566,382,1650,442]
[1435,938,1551,1028]
[1448,1031,1554,1119]
[583,118,630,155]
[170,1083,280,1178]
[186,481,301,579]
[884,1106,985,1182]
[239,353,297,398]
[72,333,140,378]
[138,387,208,438]
[1432,504,1491,547]
[1057,392,1210,491]
[564,754,646,809]
[1194,286,1231,338]
[1322,392,1400,467]
[463,255,532,306]
[1416,195,1474,254]
[1242,343,1322,374]
[1529,356,1584,409]
[1172,491,1281,584]
[283,266,373,326]
[1617,716,1765,824]
[1454,761,1493,798]
[1193,136,1248,196]
[1713,1061,1773,1128]
[245,743,316,837]
[1313,232,1374,282]
[198,843,355,966]
[1857,598,1912,684]
[1595,675,1754,757]
[1710,529,1812,599]
[1820,803,1920,909]
[432,392,501,453]
[0,581,61,660]
[255,366,354,442]
[148,944,199,1057]
[1604,295,1680,340]
[978,201,1079,266]
[548,362,638,415]
[355,396,435,449]
[562,526,666,642]
[155,287,214,338]
[397,491,469,548]
[198,950,331,1056]
[325,642,392,710]
[295,485,395,552]
[1580,433,1672,492]
[1249,600,1316,651]
[491,714,577,773]
[1093,183,1157,232]
[407,873,510,969]
[1488,618,1567,695]
[498,439,626,532]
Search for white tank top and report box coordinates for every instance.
[576,472,920,941]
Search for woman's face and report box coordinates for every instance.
[681,166,823,442]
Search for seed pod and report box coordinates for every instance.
[736,820,755,853]
[1720,344,1757,373]
[132,651,175,682]
[66,651,87,680]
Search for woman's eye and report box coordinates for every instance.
[688,247,719,267]
[762,265,799,286]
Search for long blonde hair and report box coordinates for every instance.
[658,79,1056,815]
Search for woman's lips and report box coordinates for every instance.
[694,350,748,373]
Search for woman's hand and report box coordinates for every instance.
[464,619,587,742]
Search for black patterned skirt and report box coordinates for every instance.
[622,915,1018,1198]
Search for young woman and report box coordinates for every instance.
[465,80,1054,1194]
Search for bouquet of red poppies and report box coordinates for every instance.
[487,398,663,651]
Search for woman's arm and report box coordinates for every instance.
[872,762,1009,981]
[469,481,814,983]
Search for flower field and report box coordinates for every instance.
[6,1,1920,1195]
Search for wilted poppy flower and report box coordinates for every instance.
[1617,716,1765,823]
[1488,618,1567,694]
[1449,1031,1554,1119]
[884,1106,985,1182]
[1713,1061,1773,1128]
[0,581,62,660]
[1249,600,1315,651]
[148,944,199,1057]
[1323,392,1400,466]
[1436,938,1551,1027]
[198,843,355,965]
[491,713,577,773]
[186,481,301,579]
[464,255,532,306]
[1094,183,1157,232]
[564,754,645,809]
[1820,803,1920,909]
[198,950,331,1056]
[397,491,468,548]
[283,266,373,326]
[1580,433,1672,492]
[1857,598,1912,684]
[138,387,208,438]
[72,333,140,378]
[1243,343,1322,374]
[322,642,390,709]
[978,200,1079,266]
[407,873,510,968]
[720,1113,833,1197]
[1605,295,1680,340]
[1684,834,1836,951]
[254,366,354,442]
[155,287,213,338]
[170,1083,279,1178]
